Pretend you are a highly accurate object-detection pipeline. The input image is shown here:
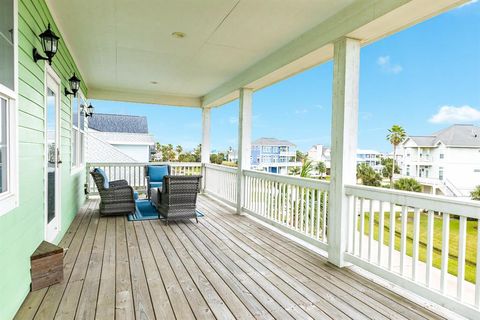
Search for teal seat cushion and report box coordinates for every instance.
[148,165,168,182]
[94,168,109,189]
[149,182,163,189]
[133,191,139,200]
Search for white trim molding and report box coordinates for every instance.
[0,0,19,217]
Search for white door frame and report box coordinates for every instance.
[44,65,62,242]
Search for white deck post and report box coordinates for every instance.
[328,37,360,267]
[236,88,253,214]
[201,107,211,191]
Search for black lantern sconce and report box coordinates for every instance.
[33,23,60,65]
[65,73,81,97]
[84,104,94,118]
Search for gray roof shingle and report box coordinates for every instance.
[407,124,480,147]
[88,113,149,133]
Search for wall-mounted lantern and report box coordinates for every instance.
[84,104,94,118]
[64,73,81,97]
[33,23,59,65]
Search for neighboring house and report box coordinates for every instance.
[307,144,331,175]
[251,138,301,175]
[357,149,382,172]
[226,147,238,163]
[87,113,155,163]
[400,124,480,197]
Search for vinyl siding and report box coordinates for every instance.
[0,0,87,318]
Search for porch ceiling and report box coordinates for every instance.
[46,0,466,107]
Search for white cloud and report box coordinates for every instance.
[459,0,478,8]
[377,55,403,74]
[429,105,480,123]
[295,108,308,115]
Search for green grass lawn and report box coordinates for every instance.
[362,211,478,283]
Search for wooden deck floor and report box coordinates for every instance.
[15,196,446,320]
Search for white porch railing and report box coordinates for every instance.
[344,184,480,318]
[86,162,202,195]
[203,163,238,207]
[242,170,330,251]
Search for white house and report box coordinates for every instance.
[400,124,480,197]
[87,113,155,163]
[251,138,301,175]
[356,149,382,172]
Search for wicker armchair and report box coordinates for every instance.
[152,175,202,223]
[145,165,171,199]
[90,168,136,216]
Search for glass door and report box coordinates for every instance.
[45,69,61,241]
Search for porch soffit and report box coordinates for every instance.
[45,0,467,108]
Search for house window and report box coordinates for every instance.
[406,165,410,176]
[0,0,18,216]
[71,93,86,170]
[439,167,444,180]
[439,153,444,159]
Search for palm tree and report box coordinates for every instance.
[316,161,326,179]
[393,178,422,192]
[386,125,407,187]
[175,145,183,155]
[289,166,300,176]
[471,185,480,201]
[300,160,313,178]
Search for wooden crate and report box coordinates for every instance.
[30,241,64,291]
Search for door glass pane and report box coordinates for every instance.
[0,0,14,90]
[47,88,56,223]
[72,96,78,127]
[0,98,7,193]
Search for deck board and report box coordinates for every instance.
[15,196,446,320]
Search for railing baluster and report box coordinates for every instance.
[310,189,315,237]
[378,201,384,266]
[368,199,374,262]
[300,187,305,233]
[351,196,358,254]
[476,218,480,308]
[359,197,365,258]
[400,205,408,276]
[323,191,327,242]
[457,216,467,301]
[305,188,310,235]
[412,208,420,281]
[316,189,321,240]
[294,185,299,230]
[440,212,450,293]
[388,202,395,270]
[426,210,434,287]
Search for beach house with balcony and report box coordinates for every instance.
[251,138,301,174]
[2,1,480,319]
[400,124,480,196]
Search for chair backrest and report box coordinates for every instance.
[145,165,171,182]
[163,175,202,194]
[90,169,109,192]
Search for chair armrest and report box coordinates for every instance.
[109,179,129,188]
[103,185,135,202]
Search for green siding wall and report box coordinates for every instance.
[0,0,87,319]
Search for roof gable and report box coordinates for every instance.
[88,113,149,133]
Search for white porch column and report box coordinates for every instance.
[236,88,253,214]
[328,37,360,267]
[201,107,211,192]
[201,107,211,164]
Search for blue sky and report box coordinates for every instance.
[92,1,480,153]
